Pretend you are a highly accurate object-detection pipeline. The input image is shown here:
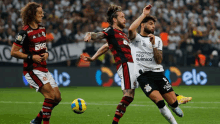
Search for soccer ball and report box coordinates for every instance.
[71,98,87,114]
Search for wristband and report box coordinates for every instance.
[152,44,156,48]
[27,54,33,61]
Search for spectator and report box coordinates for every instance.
[52,28,61,44]
[46,29,54,49]
[195,50,206,67]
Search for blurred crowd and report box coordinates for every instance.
[0,0,220,67]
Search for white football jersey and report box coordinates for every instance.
[130,33,164,76]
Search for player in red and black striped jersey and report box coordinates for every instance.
[83,4,137,124]
[14,24,48,75]
[11,2,61,124]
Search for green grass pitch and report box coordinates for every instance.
[0,86,220,124]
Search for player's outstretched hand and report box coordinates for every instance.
[148,34,155,45]
[84,32,91,42]
[32,55,43,63]
[143,4,152,16]
[81,55,94,62]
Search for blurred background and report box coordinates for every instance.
[0,0,220,87]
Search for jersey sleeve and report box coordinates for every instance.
[155,36,163,50]
[13,30,28,48]
[102,27,114,38]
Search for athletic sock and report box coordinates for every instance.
[156,100,177,124]
[42,98,55,124]
[112,96,133,124]
[35,110,43,121]
[35,101,59,122]
[160,105,178,124]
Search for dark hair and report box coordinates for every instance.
[141,15,157,24]
[20,2,41,26]
[107,4,122,25]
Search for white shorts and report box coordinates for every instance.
[117,62,138,90]
[25,70,58,92]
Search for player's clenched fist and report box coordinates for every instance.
[148,34,155,45]
[143,4,152,16]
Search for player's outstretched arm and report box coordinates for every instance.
[128,5,152,40]
[84,32,105,42]
[81,43,109,62]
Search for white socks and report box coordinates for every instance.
[159,105,178,124]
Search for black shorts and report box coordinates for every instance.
[137,71,173,97]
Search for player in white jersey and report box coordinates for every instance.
[128,5,183,124]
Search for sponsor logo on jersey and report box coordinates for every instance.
[136,58,152,61]
[35,42,46,50]
[136,51,152,55]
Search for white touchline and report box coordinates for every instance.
[0,101,219,109]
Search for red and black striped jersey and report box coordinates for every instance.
[13,25,48,75]
[102,27,133,70]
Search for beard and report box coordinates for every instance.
[34,17,42,24]
[117,21,125,29]
[144,27,154,34]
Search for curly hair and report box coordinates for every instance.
[107,4,122,25]
[20,2,41,26]
[141,15,157,23]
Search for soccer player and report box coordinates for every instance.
[10,2,61,124]
[84,4,137,124]
[128,5,183,123]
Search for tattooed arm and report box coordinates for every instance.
[84,32,105,42]
[153,48,163,64]
[148,34,163,64]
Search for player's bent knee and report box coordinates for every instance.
[156,100,165,109]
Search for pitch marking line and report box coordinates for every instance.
[0,101,218,109]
